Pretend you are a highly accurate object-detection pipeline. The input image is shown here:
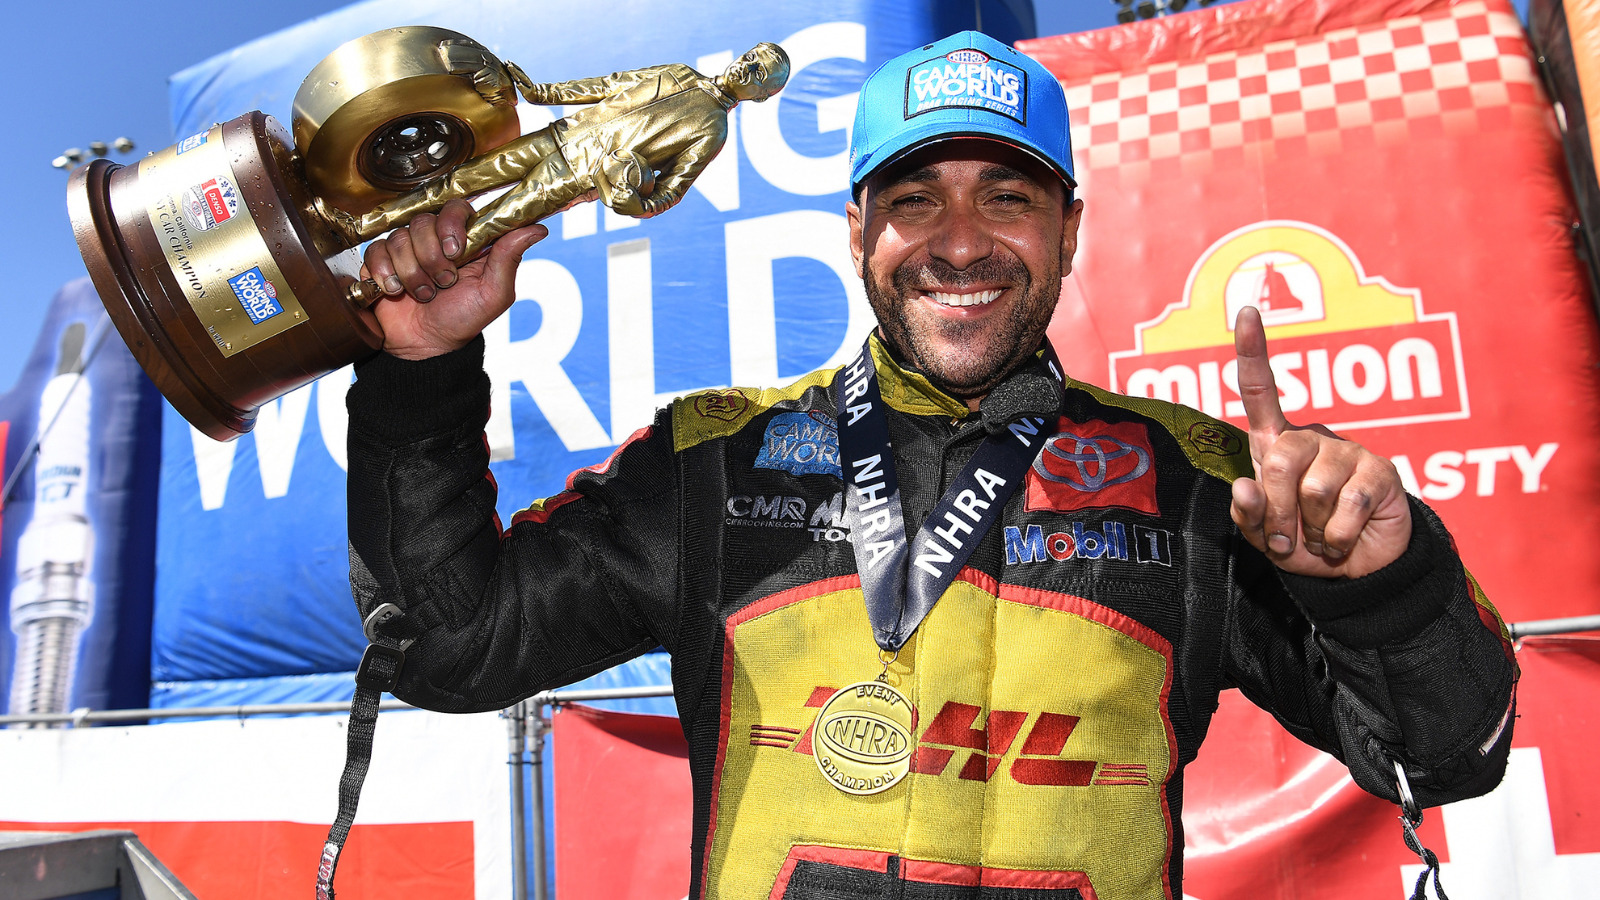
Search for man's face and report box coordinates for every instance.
[848,140,1084,400]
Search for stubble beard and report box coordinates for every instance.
[865,254,1061,399]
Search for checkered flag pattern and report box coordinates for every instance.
[1062,1,1548,182]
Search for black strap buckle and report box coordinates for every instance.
[355,642,406,693]
[355,603,415,693]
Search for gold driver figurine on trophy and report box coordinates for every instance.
[326,42,790,259]
[68,28,790,440]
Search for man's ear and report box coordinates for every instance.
[1060,198,1085,276]
[847,199,866,280]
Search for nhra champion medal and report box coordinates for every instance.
[813,678,915,795]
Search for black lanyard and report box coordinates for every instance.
[834,338,1063,652]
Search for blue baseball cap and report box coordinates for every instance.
[849,31,1075,194]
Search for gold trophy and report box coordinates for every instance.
[68,27,789,441]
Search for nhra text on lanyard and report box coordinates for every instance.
[834,338,1065,652]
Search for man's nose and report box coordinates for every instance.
[926,204,994,270]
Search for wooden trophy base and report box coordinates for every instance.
[68,111,383,442]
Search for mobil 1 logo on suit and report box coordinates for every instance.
[1013,417,1175,569]
[1005,521,1174,568]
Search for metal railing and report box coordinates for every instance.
[0,686,674,900]
[0,698,416,728]
[1507,613,1600,639]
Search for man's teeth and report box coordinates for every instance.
[930,289,1002,308]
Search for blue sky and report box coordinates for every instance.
[0,0,1526,392]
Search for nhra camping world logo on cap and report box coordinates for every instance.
[1109,221,1469,432]
[182,175,239,232]
[1026,418,1160,516]
[227,267,283,325]
[906,49,1027,123]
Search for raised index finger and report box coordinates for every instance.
[1233,305,1288,438]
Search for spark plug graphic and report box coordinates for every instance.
[9,323,95,725]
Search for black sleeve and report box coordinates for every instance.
[345,337,681,713]
[1224,496,1517,808]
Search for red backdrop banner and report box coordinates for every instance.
[553,704,694,899]
[1021,0,1600,622]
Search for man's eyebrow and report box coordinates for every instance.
[978,164,1038,184]
[881,163,1041,191]
[872,161,1046,198]
[880,166,942,191]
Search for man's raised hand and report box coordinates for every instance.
[361,198,548,361]
[1229,306,1412,578]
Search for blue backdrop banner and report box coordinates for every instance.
[153,0,1035,698]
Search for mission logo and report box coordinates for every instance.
[1109,221,1469,432]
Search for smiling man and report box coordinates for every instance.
[345,31,1516,899]
[852,142,1079,402]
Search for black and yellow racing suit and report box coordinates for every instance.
[346,333,1516,900]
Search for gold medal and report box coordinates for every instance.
[813,679,914,795]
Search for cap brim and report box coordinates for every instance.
[853,123,1076,192]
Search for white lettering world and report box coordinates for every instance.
[182,22,876,511]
